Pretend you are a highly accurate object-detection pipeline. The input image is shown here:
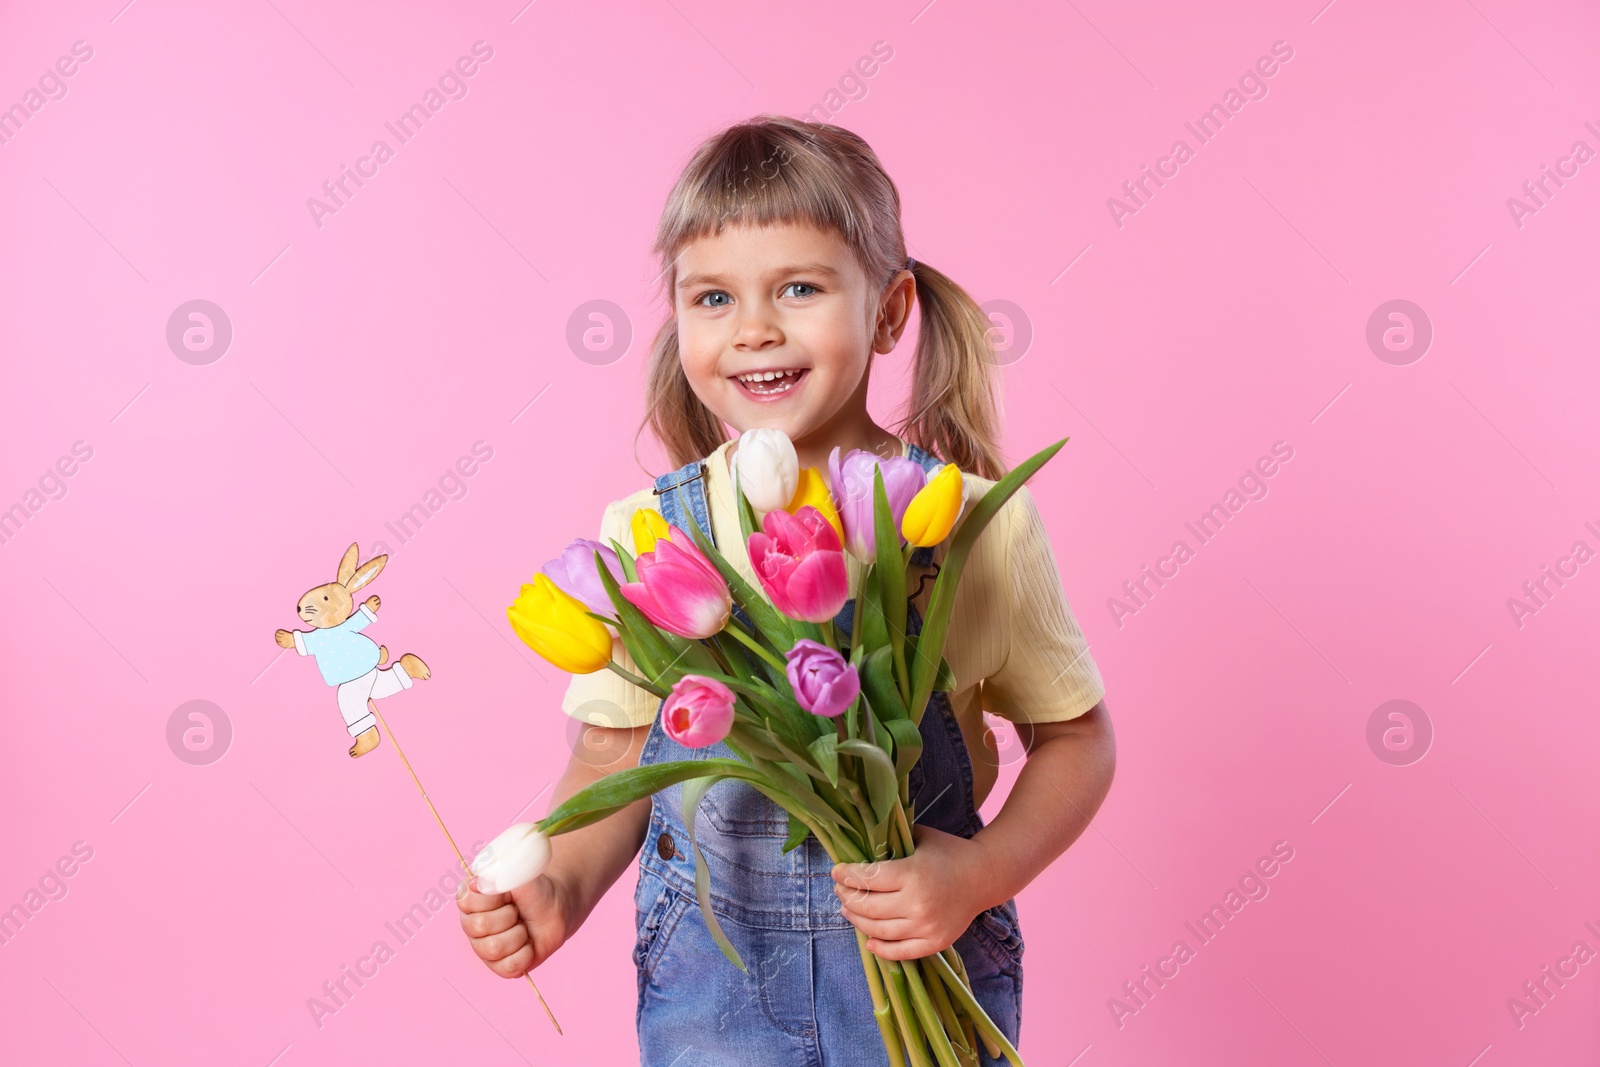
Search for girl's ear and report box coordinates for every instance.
[336,543,360,586]
[874,271,917,354]
[347,555,387,593]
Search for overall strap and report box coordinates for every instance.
[652,459,711,538]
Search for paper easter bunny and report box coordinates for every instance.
[274,542,431,757]
[267,542,560,1031]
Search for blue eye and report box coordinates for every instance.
[784,282,817,298]
[695,291,731,308]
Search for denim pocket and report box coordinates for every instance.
[634,884,693,984]
[632,881,675,975]
[696,778,791,839]
[967,900,1024,977]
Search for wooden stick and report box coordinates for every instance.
[367,700,563,1035]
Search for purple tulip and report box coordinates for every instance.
[826,447,927,563]
[541,538,625,617]
[785,639,861,718]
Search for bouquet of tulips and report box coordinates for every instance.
[483,429,1067,1067]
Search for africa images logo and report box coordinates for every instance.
[306,41,495,229]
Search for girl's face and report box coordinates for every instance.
[673,221,912,452]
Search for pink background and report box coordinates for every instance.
[2,0,1597,1063]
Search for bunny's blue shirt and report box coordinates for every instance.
[292,604,381,686]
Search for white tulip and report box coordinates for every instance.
[470,823,552,894]
[732,427,799,512]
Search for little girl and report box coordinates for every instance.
[458,115,1114,1065]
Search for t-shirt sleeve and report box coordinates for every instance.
[559,499,661,728]
[980,485,1106,723]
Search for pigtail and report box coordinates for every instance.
[896,259,1008,482]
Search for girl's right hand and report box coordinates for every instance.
[456,872,570,978]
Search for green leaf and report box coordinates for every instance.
[871,466,909,701]
[682,776,747,971]
[858,645,908,722]
[757,754,849,828]
[606,537,638,583]
[725,721,787,762]
[858,565,888,651]
[756,720,825,781]
[838,739,898,826]
[709,629,761,687]
[808,731,840,787]
[781,811,809,853]
[904,635,957,698]
[576,607,656,694]
[883,718,924,780]
[536,758,751,835]
[792,619,826,645]
[593,548,673,680]
[733,472,760,547]
[744,777,865,863]
[539,752,867,859]
[867,707,895,761]
[907,438,1069,725]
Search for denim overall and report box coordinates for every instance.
[632,445,1024,1066]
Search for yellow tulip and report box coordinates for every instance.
[786,467,845,546]
[631,507,670,554]
[901,462,965,547]
[506,574,613,673]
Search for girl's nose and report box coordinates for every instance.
[732,311,782,349]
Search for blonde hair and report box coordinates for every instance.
[637,114,1007,481]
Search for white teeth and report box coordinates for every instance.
[737,368,803,394]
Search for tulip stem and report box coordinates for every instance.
[879,957,934,1067]
[851,572,868,661]
[896,544,916,708]
[366,701,563,1035]
[892,637,911,710]
[855,929,907,1067]
[602,662,669,698]
[702,636,733,675]
[894,798,917,856]
[722,618,788,672]
[921,956,975,1065]
[929,952,1023,1065]
[902,956,964,1067]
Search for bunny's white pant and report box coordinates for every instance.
[336,664,413,736]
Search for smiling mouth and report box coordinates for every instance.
[733,368,807,396]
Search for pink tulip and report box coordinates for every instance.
[661,674,736,748]
[747,505,851,623]
[620,524,731,639]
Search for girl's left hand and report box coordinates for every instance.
[831,823,993,961]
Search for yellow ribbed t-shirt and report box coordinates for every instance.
[560,437,1105,803]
